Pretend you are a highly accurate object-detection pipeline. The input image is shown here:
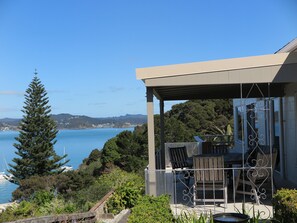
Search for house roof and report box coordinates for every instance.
[275,38,297,53]
[136,51,297,100]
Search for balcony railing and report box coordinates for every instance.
[145,166,274,219]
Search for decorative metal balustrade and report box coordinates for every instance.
[145,164,274,219]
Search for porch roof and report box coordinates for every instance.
[136,52,297,100]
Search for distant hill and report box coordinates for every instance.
[0,114,147,131]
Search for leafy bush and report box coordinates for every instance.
[106,180,144,214]
[12,175,57,200]
[37,197,77,215]
[0,201,35,222]
[32,190,55,206]
[273,188,297,223]
[70,168,144,212]
[0,191,79,222]
[127,195,174,223]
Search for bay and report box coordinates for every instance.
[0,127,133,204]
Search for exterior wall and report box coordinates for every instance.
[283,83,297,184]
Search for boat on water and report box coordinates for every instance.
[60,147,73,172]
[0,171,6,180]
[61,165,73,172]
[0,171,11,181]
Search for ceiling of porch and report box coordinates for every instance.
[136,52,297,100]
[152,83,285,100]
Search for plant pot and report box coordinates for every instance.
[213,213,250,223]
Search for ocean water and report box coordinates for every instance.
[0,127,133,204]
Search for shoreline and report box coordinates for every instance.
[0,202,16,212]
[0,126,138,132]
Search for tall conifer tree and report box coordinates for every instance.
[9,73,67,183]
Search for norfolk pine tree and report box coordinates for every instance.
[8,74,68,183]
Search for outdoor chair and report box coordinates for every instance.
[168,146,192,185]
[193,155,228,206]
[235,150,277,205]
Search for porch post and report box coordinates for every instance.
[146,87,156,196]
[160,99,165,169]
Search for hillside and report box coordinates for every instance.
[0,114,147,131]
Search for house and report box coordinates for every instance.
[135,39,297,214]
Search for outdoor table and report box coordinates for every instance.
[223,152,245,166]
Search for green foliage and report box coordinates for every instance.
[32,190,54,206]
[127,195,174,223]
[84,149,101,165]
[37,197,77,215]
[163,99,233,141]
[101,138,121,167]
[0,191,79,222]
[8,75,67,183]
[12,175,57,200]
[175,211,213,223]
[106,180,145,214]
[13,201,36,217]
[99,100,233,174]
[273,188,297,223]
[12,169,95,201]
[79,160,102,177]
[101,128,148,173]
[55,170,95,199]
[65,168,144,212]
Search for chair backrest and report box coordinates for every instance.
[168,146,189,169]
[202,142,228,154]
[212,144,229,154]
[193,155,224,183]
[202,142,213,154]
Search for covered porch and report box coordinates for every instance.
[136,51,297,217]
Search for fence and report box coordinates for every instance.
[145,165,275,219]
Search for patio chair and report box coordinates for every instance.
[235,150,277,205]
[168,146,191,169]
[168,146,192,185]
[202,141,228,154]
[193,155,228,206]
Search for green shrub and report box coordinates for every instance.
[0,201,36,222]
[175,211,213,223]
[71,168,144,212]
[32,190,55,206]
[13,201,35,217]
[273,188,297,223]
[12,175,57,200]
[127,195,174,223]
[37,197,78,215]
[106,181,144,214]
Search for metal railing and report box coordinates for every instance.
[145,165,274,219]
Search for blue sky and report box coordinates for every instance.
[0,0,296,118]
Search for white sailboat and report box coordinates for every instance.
[0,158,13,182]
[60,147,73,172]
[0,171,6,180]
